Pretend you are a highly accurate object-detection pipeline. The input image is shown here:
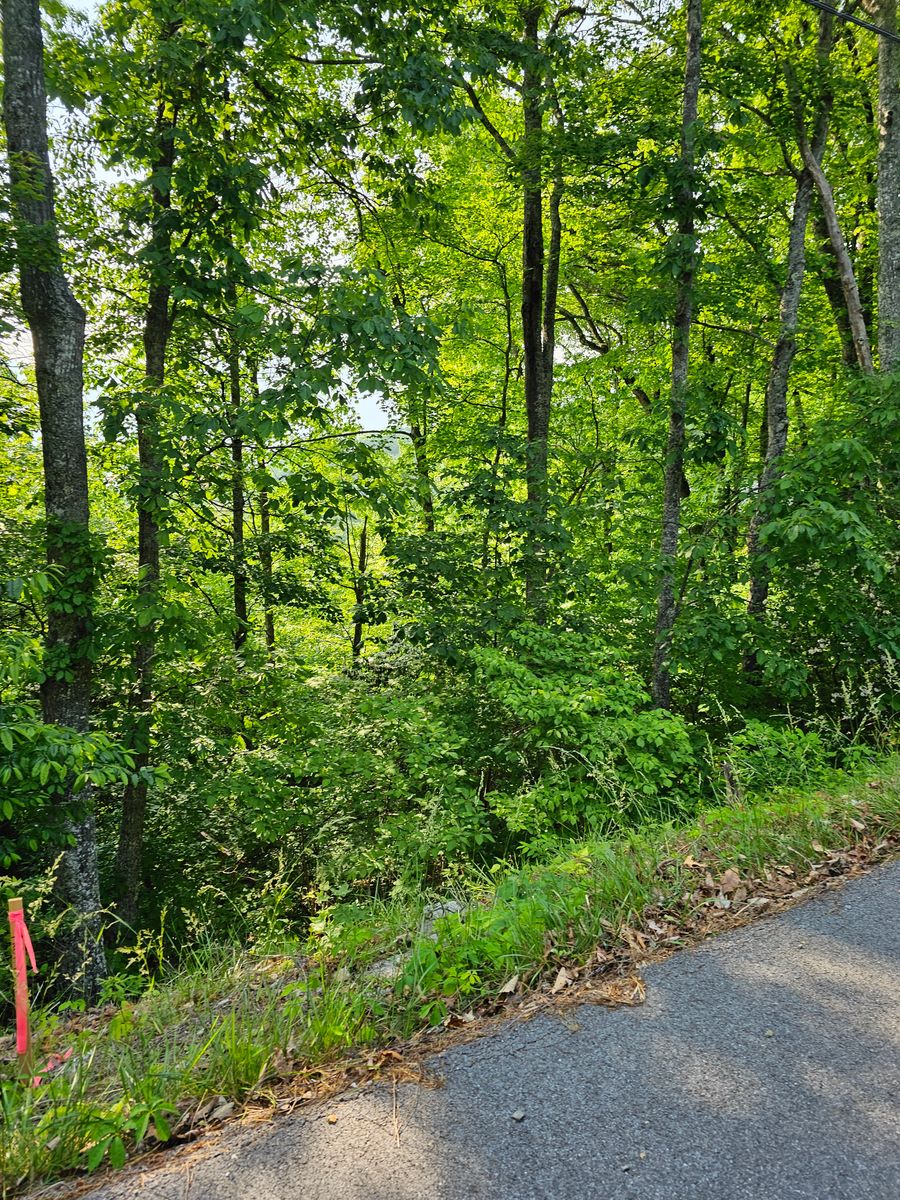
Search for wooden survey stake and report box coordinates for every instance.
[8,896,35,1073]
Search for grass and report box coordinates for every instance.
[2,756,900,1196]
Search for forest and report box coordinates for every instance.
[1,0,900,1177]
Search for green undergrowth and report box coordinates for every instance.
[3,758,900,1196]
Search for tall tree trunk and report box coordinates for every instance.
[877,1,900,370]
[745,14,835,655]
[543,174,562,406]
[651,0,702,710]
[793,388,809,449]
[460,14,562,613]
[745,175,815,626]
[723,378,753,558]
[351,516,368,660]
[480,261,514,572]
[814,213,855,364]
[250,368,275,654]
[114,125,175,931]
[3,0,106,994]
[796,136,873,372]
[229,346,249,651]
[521,3,549,617]
[259,483,276,654]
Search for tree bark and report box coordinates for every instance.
[877,1,900,370]
[480,260,514,572]
[521,4,550,616]
[259,484,276,654]
[250,368,275,655]
[651,0,702,710]
[351,516,368,660]
[3,0,106,994]
[722,377,753,558]
[797,137,874,372]
[814,213,855,364]
[745,175,815,623]
[229,346,249,651]
[461,9,565,616]
[114,119,175,931]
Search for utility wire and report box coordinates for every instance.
[797,0,900,44]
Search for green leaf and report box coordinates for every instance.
[86,1139,110,1172]
[108,1136,127,1170]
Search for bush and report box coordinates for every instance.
[724,719,830,797]
[140,629,706,910]
[472,625,701,840]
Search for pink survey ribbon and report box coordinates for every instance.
[9,907,37,1054]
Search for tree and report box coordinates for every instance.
[651,0,703,710]
[745,9,835,653]
[874,1,900,369]
[2,0,106,993]
[82,0,303,923]
[111,12,177,930]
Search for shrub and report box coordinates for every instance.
[472,625,701,838]
[724,719,830,796]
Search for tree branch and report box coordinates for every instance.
[460,79,517,162]
[549,6,587,37]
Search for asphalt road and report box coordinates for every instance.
[86,860,900,1200]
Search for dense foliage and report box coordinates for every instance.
[1,0,899,993]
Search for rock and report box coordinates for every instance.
[366,953,404,981]
[421,899,465,939]
[423,899,464,921]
